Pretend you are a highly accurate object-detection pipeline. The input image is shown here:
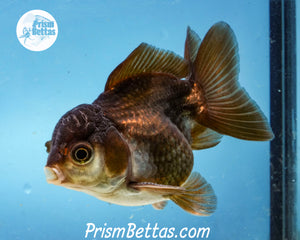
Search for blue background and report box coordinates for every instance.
[0,0,279,239]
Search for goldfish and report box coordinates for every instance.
[44,22,273,216]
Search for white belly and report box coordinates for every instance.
[65,179,166,207]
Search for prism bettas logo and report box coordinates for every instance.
[16,10,58,51]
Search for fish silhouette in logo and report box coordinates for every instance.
[18,27,32,44]
[44,22,273,216]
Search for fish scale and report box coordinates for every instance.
[98,73,191,138]
[98,73,194,186]
[146,125,193,186]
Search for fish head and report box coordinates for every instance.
[44,104,129,194]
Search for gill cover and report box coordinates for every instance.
[103,127,130,178]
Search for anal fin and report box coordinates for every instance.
[191,122,222,150]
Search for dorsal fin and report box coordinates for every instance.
[105,43,189,91]
[184,26,201,63]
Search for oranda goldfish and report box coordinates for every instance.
[44,22,273,216]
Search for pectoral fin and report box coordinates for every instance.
[170,172,216,216]
[130,172,216,216]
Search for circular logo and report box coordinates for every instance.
[16,10,58,51]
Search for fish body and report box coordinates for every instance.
[45,22,273,216]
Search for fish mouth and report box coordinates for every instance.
[44,166,65,185]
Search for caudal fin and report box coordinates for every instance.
[187,22,273,141]
[184,26,201,64]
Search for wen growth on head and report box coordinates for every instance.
[44,22,273,216]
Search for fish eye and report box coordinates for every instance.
[71,143,93,165]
